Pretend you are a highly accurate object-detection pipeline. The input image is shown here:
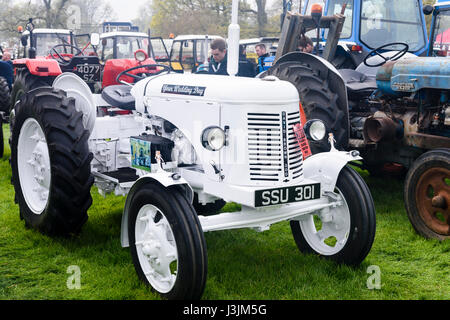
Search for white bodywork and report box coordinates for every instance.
[52,44,361,249]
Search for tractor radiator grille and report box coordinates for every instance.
[247,111,303,183]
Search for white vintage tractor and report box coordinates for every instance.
[9,1,376,300]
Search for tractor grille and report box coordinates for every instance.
[247,111,303,183]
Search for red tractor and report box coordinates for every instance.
[2,18,162,158]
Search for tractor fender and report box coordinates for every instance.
[303,150,362,193]
[52,72,96,135]
[120,172,194,248]
[13,58,62,77]
[275,52,348,111]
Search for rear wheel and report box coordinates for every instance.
[11,68,54,113]
[10,87,93,236]
[266,61,349,153]
[290,166,376,266]
[128,183,208,300]
[9,68,53,136]
[405,149,450,240]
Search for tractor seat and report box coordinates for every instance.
[339,69,378,94]
[102,85,135,111]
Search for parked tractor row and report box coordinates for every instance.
[0,0,448,301]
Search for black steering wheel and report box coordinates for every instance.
[51,44,84,64]
[364,42,409,68]
[116,64,171,85]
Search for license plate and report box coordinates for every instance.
[255,183,321,207]
[75,64,101,83]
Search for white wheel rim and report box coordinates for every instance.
[299,188,351,256]
[17,118,51,215]
[135,204,178,293]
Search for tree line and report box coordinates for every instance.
[0,0,113,44]
[0,0,438,46]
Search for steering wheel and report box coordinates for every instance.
[51,44,84,64]
[116,64,171,86]
[363,42,409,68]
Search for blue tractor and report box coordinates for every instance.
[300,0,430,68]
[266,2,449,240]
[261,0,431,72]
[339,1,450,241]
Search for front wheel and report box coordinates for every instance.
[128,183,208,300]
[290,166,376,266]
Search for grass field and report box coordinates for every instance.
[0,124,449,300]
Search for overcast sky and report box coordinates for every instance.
[108,0,286,21]
[108,0,149,21]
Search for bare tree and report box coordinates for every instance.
[40,0,72,28]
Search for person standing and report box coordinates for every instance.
[0,51,14,89]
[208,38,229,76]
[238,45,256,78]
[255,43,270,74]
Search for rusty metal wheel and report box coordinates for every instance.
[405,149,450,240]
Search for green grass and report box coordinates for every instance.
[0,124,449,300]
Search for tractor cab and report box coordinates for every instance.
[99,32,153,61]
[19,28,73,58]
[426,1,450,57]
[99,31,166,88]
[168,35,222,73]
[302,0,429,68]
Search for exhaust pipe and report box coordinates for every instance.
[227,0,240,77]
[364,116,403,143]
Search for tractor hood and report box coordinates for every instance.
[132,73,299,112]
[376,57,450,94]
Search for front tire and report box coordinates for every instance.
[11,87,94,236]
[290,166,376,266]
[404,149,450,240]
[128,183,208,300]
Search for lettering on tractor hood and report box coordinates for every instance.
[161,84,206,96]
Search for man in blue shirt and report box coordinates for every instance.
[255,43,270,74]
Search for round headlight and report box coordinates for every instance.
[135,50,147,62]
[305,120,327,141]
[202,127,226,151]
